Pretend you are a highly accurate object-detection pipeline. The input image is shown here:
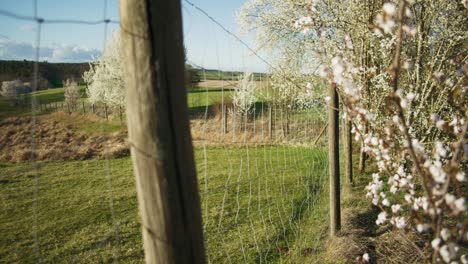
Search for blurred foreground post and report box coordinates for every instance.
[120,0,206,263]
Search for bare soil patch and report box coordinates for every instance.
[0,116,128,162]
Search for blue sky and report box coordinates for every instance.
[0,0,268,72]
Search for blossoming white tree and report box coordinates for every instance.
[232,72,257,121]
[83,31,125,107]
[240,0,467,262]
[63,79,80,108]
[0,80,23,104]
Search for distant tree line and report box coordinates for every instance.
[0,60,90,89]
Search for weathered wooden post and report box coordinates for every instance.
[346,119,353,184]
[328,83,340,236]
[223,104,228,134]
[104,104,108,120]
[67,102,71,115]
[268,104,273,140]
[92,103,96,114]
[120,0,206,263]
[82,101,86,115]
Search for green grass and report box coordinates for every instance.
[187,88,233,110]
[23,86,87,104]
[0,146,330,263]
[0,97,27,118]
[23,86,228,109]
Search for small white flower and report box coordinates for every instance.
[445,194,456,205]
[406,92,416,101]
[391,204,401,213]
[435,141,447,158]
[376,211,387,225]
[461,254,468,264]
[456,172,465,182]
[383,2,397,16]
[441,228,451,241]
[440,243,458,263]
[454,198,466,213]
[400,98,408,109]
[394,217,406,229]
[403,60,412,70]
[416,224,430,233]
[405,7,412,17]
[363,253,370,262]
[440,245,451,263]
[382,198,390,207]
[431,238,441,249]
[436,120,446,129]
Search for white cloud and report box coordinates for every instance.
[0,39,101,62]
[19,24,36,32]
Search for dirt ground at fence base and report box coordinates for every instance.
[0,115,129,162]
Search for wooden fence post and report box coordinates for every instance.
[92,103,96,114]
[328,83,340,236]
[346,119,353,184]
[268,104,273,140]
[120,0,206,263]
[82,101,86,115]
[104,104,108,120]
[359,126,367,173]
[223,104,227,134]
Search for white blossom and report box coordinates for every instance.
[456,172,465,182]
[376,211,387,225]
[441,228,451,241]
[391,204,401,213]
[84,31,125,107]
[394,216,406,229]
[416,224,431,233]
[432,238,442,249]
[382,3,396,16]
[363,253,370,262]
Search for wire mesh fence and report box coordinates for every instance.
[0,1,338,263]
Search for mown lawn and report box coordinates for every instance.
[23,86,87,104]
[23,86,231,108]
[0,146,330,263]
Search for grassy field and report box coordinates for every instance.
[1,86,233,113]
[0,146,330,263]
[23,86,87,103]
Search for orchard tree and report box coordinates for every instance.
[0,80,23,105]
[240,0,467,262]
[83,31,125,107]
[63,79,80,108]
[232,72,257,123]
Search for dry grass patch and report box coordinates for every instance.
[0,116,128,162]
